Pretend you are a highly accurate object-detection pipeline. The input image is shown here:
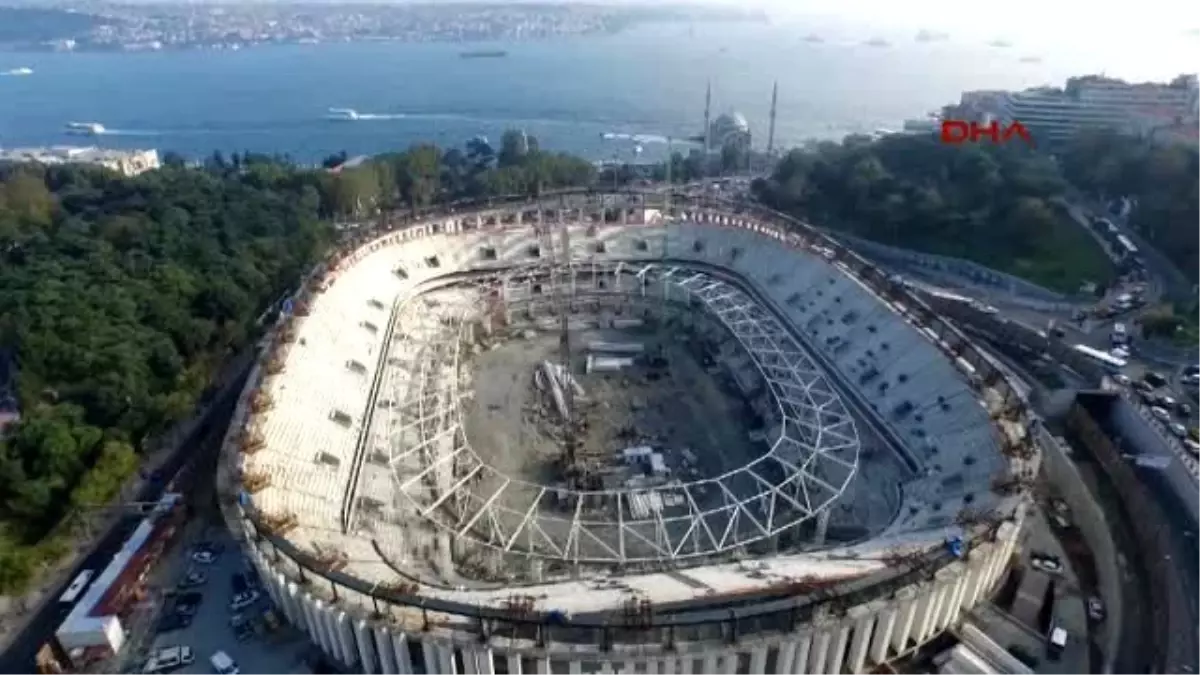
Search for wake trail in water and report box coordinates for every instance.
[100,129,162,137]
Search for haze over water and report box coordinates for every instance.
[0,20,1195,163]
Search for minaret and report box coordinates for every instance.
[767,80,778,157]
[703,80,712,154]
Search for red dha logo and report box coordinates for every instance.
[941,120,1034,146]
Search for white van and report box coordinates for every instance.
[144,646,194,673]
[1048,626,1068,660]
[210,650,240,675]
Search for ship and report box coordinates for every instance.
[65,122,106,135]
[803,33,825,43]
[327,108,361,121]
[915,30,948,43]
[988,39,1012,48]
[1,67,33,76]
[1019,55,1043,64]
[865,37,890,47]
[459,50,507,59]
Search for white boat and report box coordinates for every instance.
[65,122,106,135]
[327,108,360,121]
[1,67,33,76]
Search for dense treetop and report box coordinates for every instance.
[0,133,596,592]
[751,133,1115,293]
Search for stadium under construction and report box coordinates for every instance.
[215,190,1039,675]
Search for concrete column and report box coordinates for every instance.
[335,611,358,668]
[569,660,582,675]
[889,586,920,652]
[507,655,522,675]
[476,648,496,675]
[299,597,327,654]
[718,652,737,674]
[825,623,851,674]
[702,653,719,673]
[462,648,479,675]
[813,509,831,546]
[917,581,949,643]
[932,566,961,633]
[282,581,305,632]
[941,564,970,630]
[791,633,813,675]
[314,601,341,664]
[389,633,412,675]
[846,604,878,674]
[374,626,398,674]
[749,646,768,674]
[775,640,798,674]
[962,542,993,609]
[536,657,551,674]
[354,620,378,674]
[422,638,441,675]
[808,624,833,674]
[645,658,660,674]
[868,603,899,666]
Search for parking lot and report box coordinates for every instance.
[122,528,311,675]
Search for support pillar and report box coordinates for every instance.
[391,629,415,672]
[825,623,851,674]
[774,640,798,675]
[846,604,878,674]
[807,618,834,673]
[813,509,831,546]
[889,586,920,652]
[375,627,398,675]
[506,655,521,675]
[749,646,768,674]
[702,653,719,673]
[868,603,899,666]
[791,633,813,675]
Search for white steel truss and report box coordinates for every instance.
[380,262,860,566]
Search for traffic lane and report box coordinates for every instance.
[0,515,142,673]
[0,370,250,673]
[1138,466,1200,673]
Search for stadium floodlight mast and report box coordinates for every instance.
[380,260,860,569]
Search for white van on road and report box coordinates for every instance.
[143,646,194,673]
[210,651,241,675]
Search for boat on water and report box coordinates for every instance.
[803,34,825,43]
[915,29,948,43]
[327,108,361,121]
[459,49,507,59]
[1,67,33,76]
[1019,55,1043,64]
[989,39,1012,48]
[65,122,106,135]
[865,38,890,47]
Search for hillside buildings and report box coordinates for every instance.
[953,74,1199,146]
[0,146,160,176]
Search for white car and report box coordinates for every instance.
[210,651,240,675]
[1111,347,1130,360]
[191,550,217,565]
[1169,423,1188,438]
[143,646,194,673]
[1151,406,1172,423]
[1113,374,1132,387]
[1030,555,1063,574]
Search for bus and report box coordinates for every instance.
[1071,343,1127,373]
[1115,234,1138,257]
[59,569,95,604]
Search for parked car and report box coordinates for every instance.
[1178,403,1193,418]
[173,591,203,616]
[143,646,194,674]
[1151,407,1172,423]
[155,613,193,634]
[230,590,261,612]
[1169,423,1188,438]
[1133,380,1155,394]
[1087,596,1106,621]
[177,570,207,589]
[1030,554,1063,574]
[1113,374,1132,387]
[1144,372,1169,388]
[210,651,241,675]
[191,550,217,565]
